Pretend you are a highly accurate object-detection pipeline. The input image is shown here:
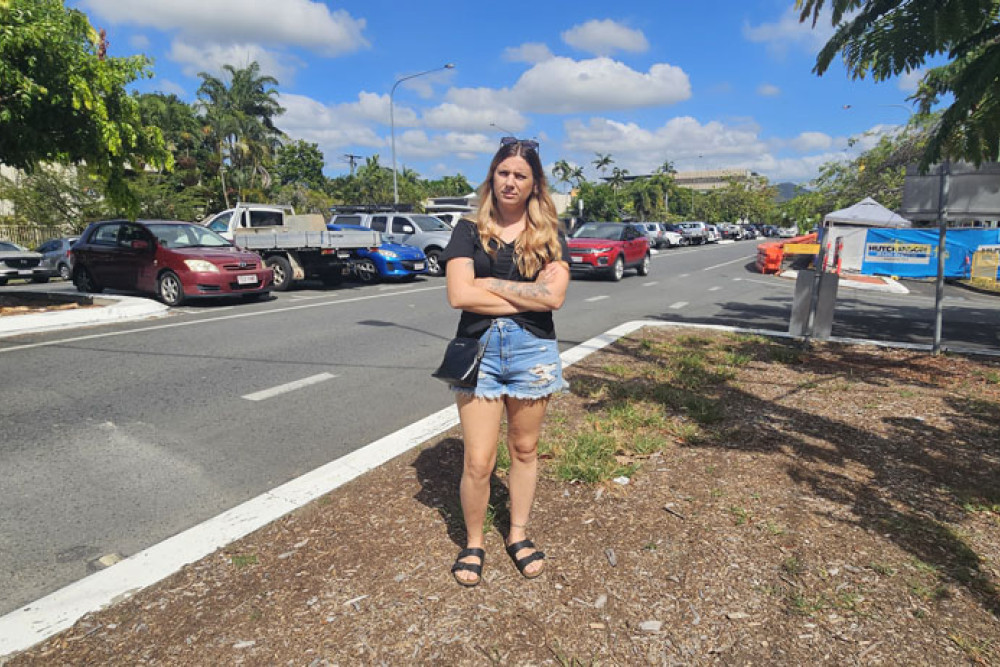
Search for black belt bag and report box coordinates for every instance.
[432,326,493,388]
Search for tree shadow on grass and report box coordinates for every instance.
[410,437,511,549]
[566,330,1000,615]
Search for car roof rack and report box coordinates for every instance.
[330,204,415,214]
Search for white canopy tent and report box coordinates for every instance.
[822,197,911,271]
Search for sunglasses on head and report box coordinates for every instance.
[500,136,539,152]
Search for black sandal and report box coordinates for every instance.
[506,539,545,579]
[451,547,485,587]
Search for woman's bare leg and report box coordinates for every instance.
[504,396,549,576]
[454,393,505,583]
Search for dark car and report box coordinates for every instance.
[0,240,56,284]
[71,220,272,306]
[36,236,79,280]
[567,222,650,281]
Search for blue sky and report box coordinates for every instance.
[72,0,928,186]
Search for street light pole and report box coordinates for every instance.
[390,63,455,205]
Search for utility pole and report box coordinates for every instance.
[343,153,363,176]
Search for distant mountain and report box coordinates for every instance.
[774,182,809,202]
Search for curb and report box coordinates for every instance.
[778,269,909,294]
[0,293,169,339]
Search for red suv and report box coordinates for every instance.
[71,220,272,306]
[567,222,651,281]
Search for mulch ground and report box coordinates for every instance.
[5,326,1000,666]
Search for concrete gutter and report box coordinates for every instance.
[778,270,909,294]
[0,292,169,339]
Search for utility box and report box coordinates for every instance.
[789,270,840,339]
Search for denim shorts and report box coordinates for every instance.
[454,318,567,400]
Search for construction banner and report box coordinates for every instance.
[860,228,1000,278]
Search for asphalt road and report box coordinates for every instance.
[1,239,997,615]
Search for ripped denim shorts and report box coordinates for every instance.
[454,317,567,400]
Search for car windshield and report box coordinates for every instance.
[147,223,233,249]
[410,215,452,232]
[571,223,624,240]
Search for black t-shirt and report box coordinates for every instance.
[440,218,571,339]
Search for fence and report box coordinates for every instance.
[0,226,69,249]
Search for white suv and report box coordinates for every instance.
[675,221,709,245]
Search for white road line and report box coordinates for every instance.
[642,281,658,287]
[0,284,447,354]
[242,373,337,402]
[669,301,688,309]
[708,286,721,291]
[678,273,690,278]
[703,255,755,271]
[585,295,610,302]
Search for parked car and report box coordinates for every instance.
[636,222,667,249]
[567,222,650,281]
[71,219,272,306]
[662,223,691,246]
[329,210,453,277]
[705,224,721,243]
[429,211,471,228]
[675,221,709,245]
[658,223,684,248]
[326,223,428,282]
[36,236,79,280]
[0,241,56,285]
[777,226,799,238]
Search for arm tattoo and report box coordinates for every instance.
[488,278,551,300]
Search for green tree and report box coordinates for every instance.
[196,62,285,205]
[275,139,325,189]
[424,174,473,197]
[574,181,619,221]
[592,153,614,178]
[0,0,171,214]
[0,164,111,230]
[551,159,573,193]
[797,0,1000,170]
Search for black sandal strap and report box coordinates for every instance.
[506,539,545,573]
[451,547,485,575]
[457,547,485,560]
[505,539,535,557]
[512,550,545,572]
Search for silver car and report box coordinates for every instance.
[0,240,56,284]
[36,236,79,281]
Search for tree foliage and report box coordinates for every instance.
[797,0,1000,170]
[0,0,171,213]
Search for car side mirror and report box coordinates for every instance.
[131,239,150,250]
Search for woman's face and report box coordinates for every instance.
[492,155,535,209]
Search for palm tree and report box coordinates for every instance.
[592,153,613,178]
[570,165,586,188]
[551,159,572,193]
[197,62,285,204]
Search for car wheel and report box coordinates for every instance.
[608,256,625,282]
[58,263,71,281]
[265,255,293,291]
[73,267,101,293]
[355,259,379,283]
[637,253,651,276]
[31,276,50,284]
[157,270,185,306]
[425,249,444,277]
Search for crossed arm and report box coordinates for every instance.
[445,257,570,315]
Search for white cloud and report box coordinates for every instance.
[422,87,527,133]
[503,42,554,64]
[153,79,188,98]
[743,6,836,57]
[81,0,368,56]
[394,131,496,162]
[170,40,302,84]
[757,83,781,97]
[512,57,691,113]
[789,131,833,152]
[561,19,649,57]
[897,68,924,93]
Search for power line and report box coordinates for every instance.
[343,153,363,176]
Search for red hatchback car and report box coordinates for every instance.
[567,222,651,281]
[71,219,272,306]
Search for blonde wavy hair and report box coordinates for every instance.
[474,141,563,278]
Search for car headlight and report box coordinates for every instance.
[592,247,614,254]
[378,249,399,259]
[183,259,220,273]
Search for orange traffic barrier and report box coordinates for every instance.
[756,242,784,274]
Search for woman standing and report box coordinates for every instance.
[440,137,571,587]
